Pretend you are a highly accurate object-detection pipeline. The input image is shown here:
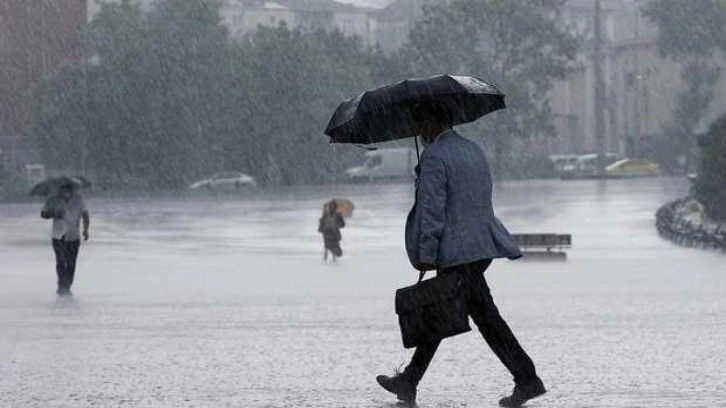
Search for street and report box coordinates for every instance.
[1,177,724,407]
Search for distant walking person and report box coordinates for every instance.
[40,181,90,296]
[376,102,545,407]
[318,200,345,261]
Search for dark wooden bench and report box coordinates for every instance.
[512,233,572,259]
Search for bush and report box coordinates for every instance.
[694,114,726,221]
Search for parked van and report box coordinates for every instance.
[560,153,621,179]
[345,148,417,181]
[548,154,579,177]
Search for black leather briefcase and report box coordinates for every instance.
[395,271,471,349]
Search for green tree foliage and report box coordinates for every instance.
[33,0,231,188]
[406,0,579,175]
[652,62,721,173]
[236,27,376,185]
[642,0,726,60]
[31,0,583,186]
[644,0,726,172]
[31,0,394,189]
[694,114,726,221]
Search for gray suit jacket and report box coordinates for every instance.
[405,130,522,268]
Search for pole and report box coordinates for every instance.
[81,62,88,176]
[80,56,100,177]
[593,0,606,177]
[633,8,641,158]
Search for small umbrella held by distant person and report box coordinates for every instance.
[324,74,506,146]
[323,198,355,218]
[29,176,92,196]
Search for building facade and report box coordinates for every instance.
[346,0,726,162]
[549,0,726,158]
[220,0,378,47]
[88,0,380,47]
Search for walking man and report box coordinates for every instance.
[376,102,545,407]
[40,180,90,296]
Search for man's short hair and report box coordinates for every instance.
[411,100,453,127]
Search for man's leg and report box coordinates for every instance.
[378,333,441,404]
[52,239,68,292]
[64,240,80,290]
[461,262,545,407]
[332,241,342,260]
[463,264,538,386]
[377,339,440,404]
[402,339,441,385]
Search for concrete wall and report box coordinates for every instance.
[222,1,376,47]
[230,7,299,37]
[332,11,375,46]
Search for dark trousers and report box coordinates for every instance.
[324,238,343,258]
[403,259,537,386]
[52,238,80,290]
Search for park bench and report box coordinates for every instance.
[512,233,572,260]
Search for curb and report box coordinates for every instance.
[655,197,726,252]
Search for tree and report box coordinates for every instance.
[236,26,382,185]
[643,0,726,60]
[31,0,403,188]
[406,0,580,176]
[643,0,726,173]
[694,114,726,221]
[33,0,234,188]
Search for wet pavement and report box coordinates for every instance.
[1,177,724,407]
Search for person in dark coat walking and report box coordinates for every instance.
[318,200,345,261]
[376,102,545,407]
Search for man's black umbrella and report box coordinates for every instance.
[29,176,92,196]
[325,75,505,145]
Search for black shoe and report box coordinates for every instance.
[499,377,546,407]
[376,373,416,406]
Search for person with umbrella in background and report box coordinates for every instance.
[318,199,351,262]
[326,76,545,407]
[36,176,91,296]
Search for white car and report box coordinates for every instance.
[189,171,257,191]
[345,148,417,181]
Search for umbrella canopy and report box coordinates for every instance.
[29,176,92,196]
[325,75,505,145]
[323,198,355,218]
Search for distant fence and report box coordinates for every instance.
[656,198,726,252]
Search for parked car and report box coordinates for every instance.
[189,171,256,191]
[549,154,579,177]
[560,153,621,179]
[605,159,661,178]
[345,148,417,182]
